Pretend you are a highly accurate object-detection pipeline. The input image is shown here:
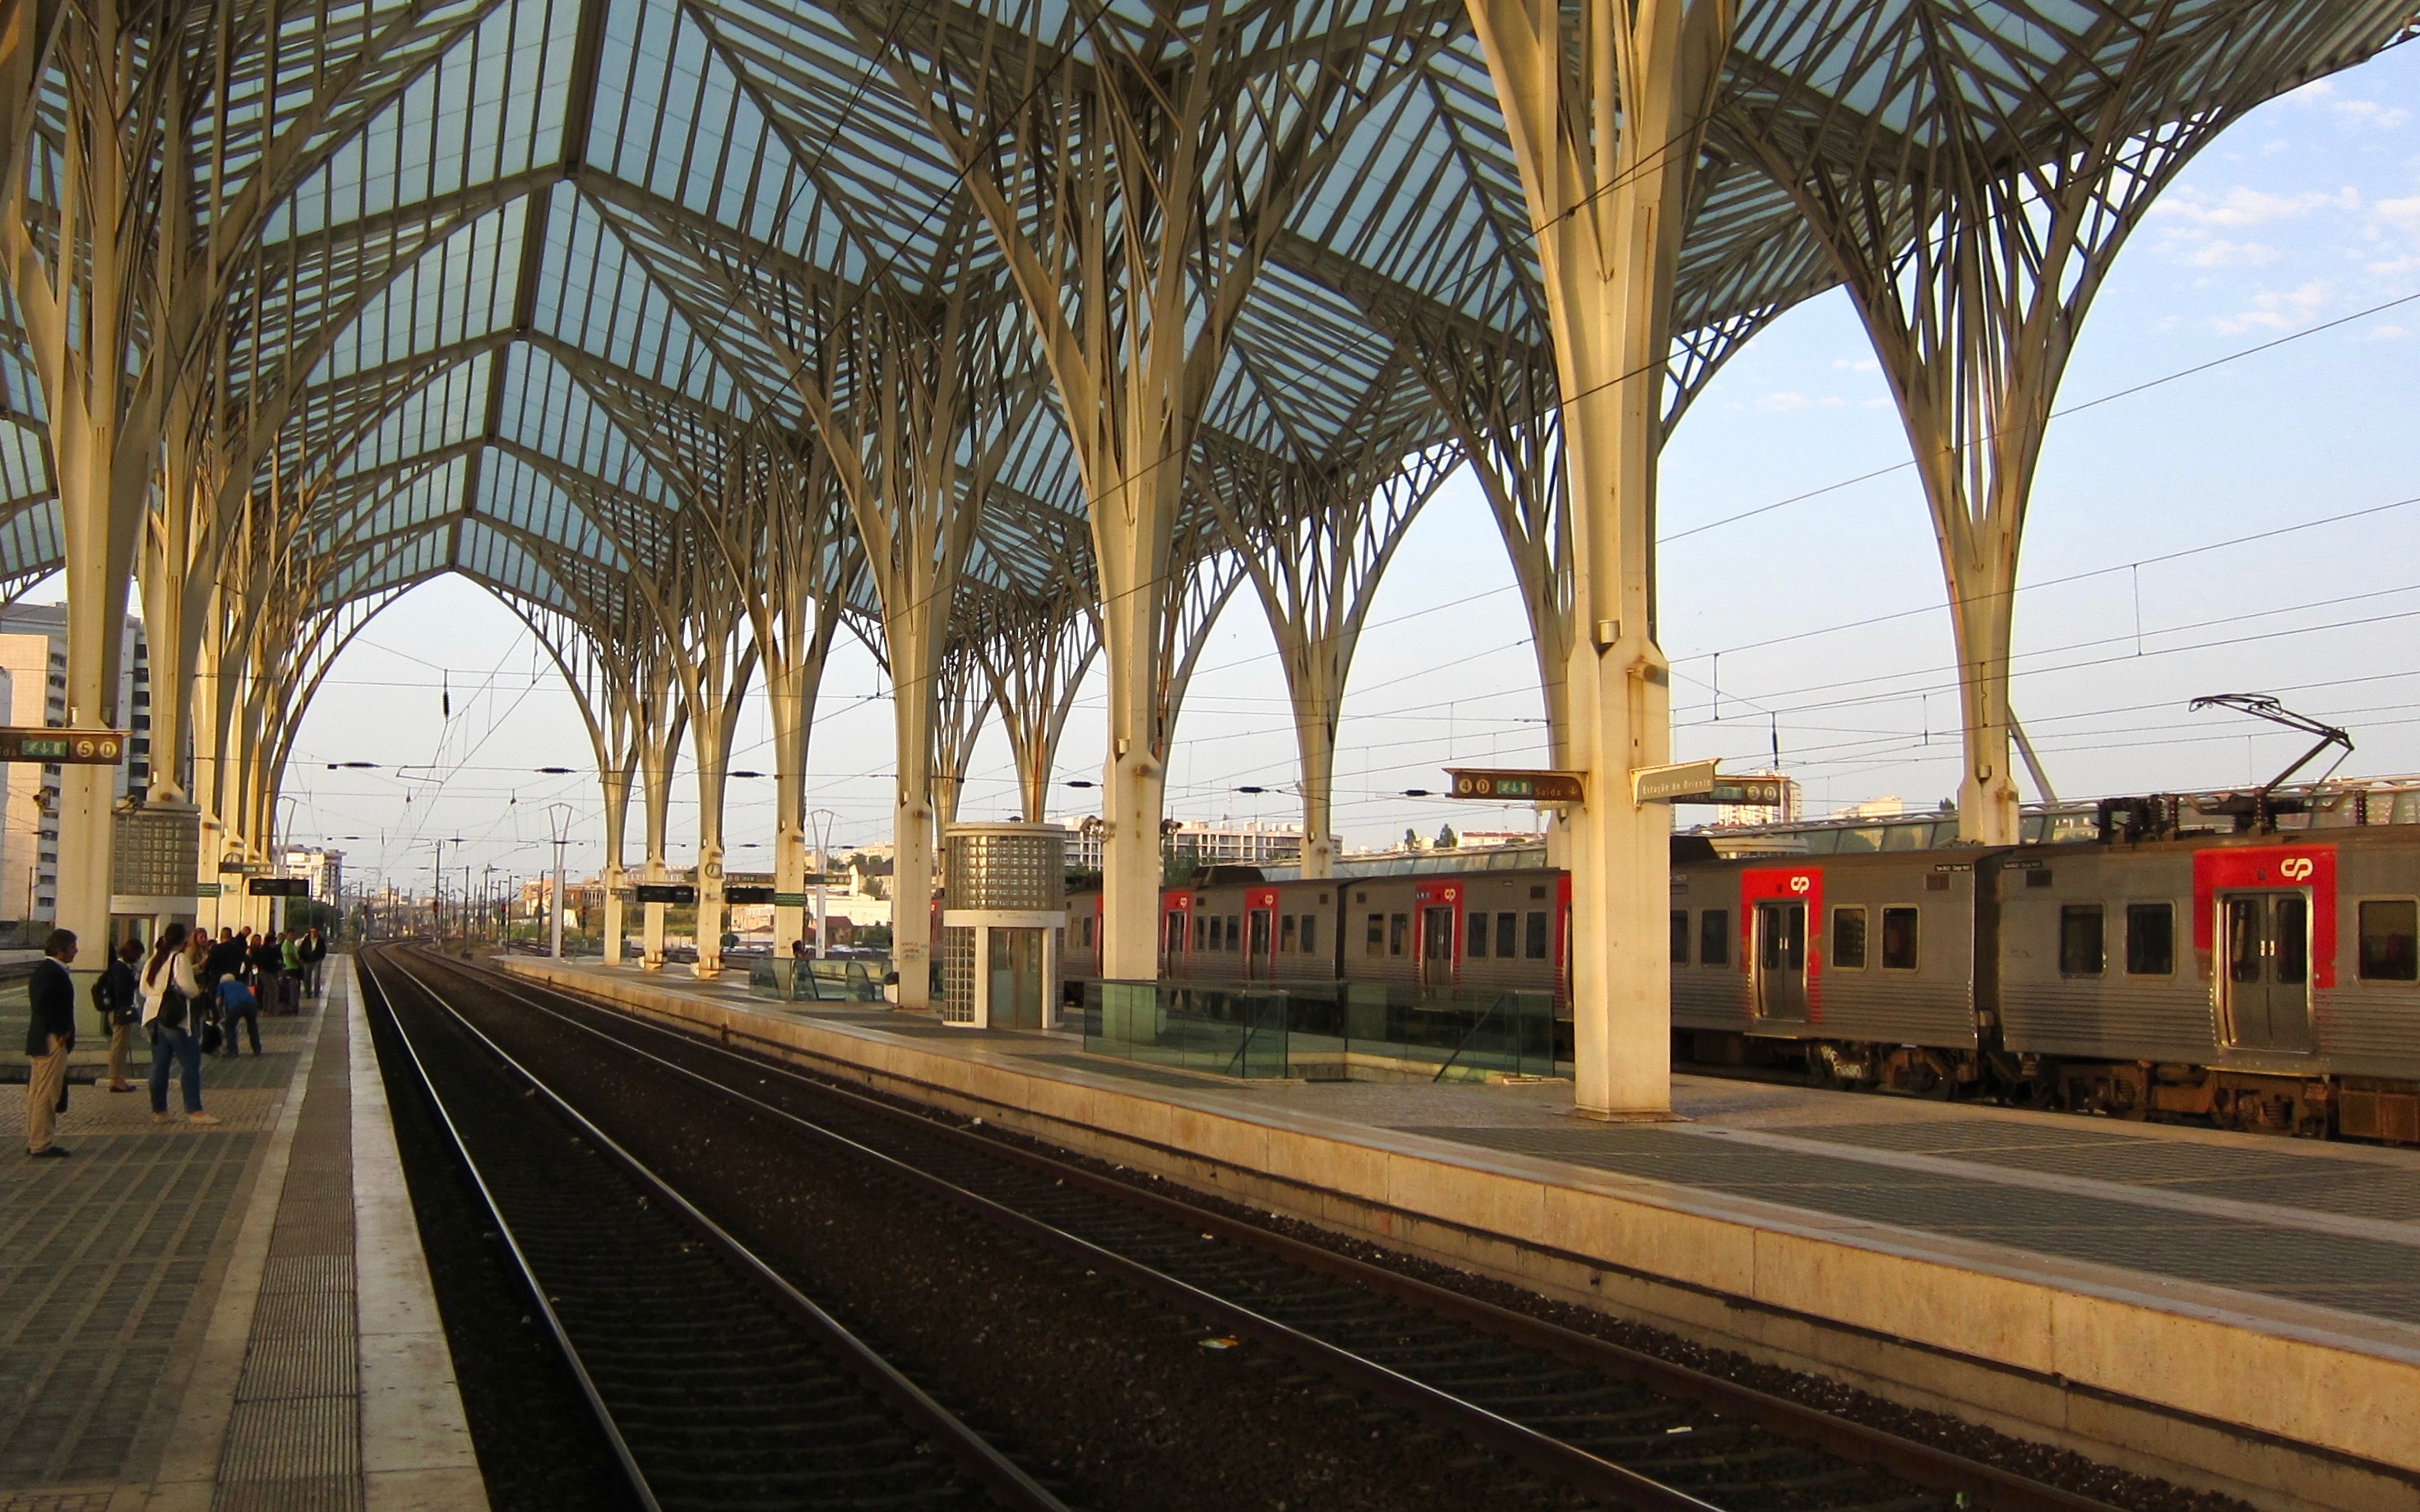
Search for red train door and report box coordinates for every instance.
[1412,882,1461,990]
[1161,891,1191,979]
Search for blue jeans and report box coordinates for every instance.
[223,1006,261,1055]
[150,1024,202,1114]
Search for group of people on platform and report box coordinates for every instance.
[21,922,328,1158]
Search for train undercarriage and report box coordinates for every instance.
[1676,1031,2419,1146]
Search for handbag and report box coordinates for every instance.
[198,1016,223,1054]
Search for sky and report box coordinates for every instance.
[231,44,2420,900]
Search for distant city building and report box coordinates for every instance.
[1715,771,1803,828]
[1835,795,1904,820]
[279,846,345,904]
[0,603,151,921]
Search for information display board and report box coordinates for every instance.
[0,728,126,764]
[634,883,696,905]
[248,876,309,897]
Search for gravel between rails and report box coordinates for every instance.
[434,952,2265,1512]
[383,949,1604,1512]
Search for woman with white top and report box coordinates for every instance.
[141,923,218,1126]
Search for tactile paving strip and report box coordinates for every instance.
[211,1001,361,1512]
[1396,1124,2420,1324]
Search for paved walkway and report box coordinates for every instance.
[0,961,483,1511]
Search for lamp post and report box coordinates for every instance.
[807,808,838,959]
[548,802,573,959]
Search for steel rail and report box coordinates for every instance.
[363,948,1073,1512]
[359,956,665,1512]
[422,950,2130,1512]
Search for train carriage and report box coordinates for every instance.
[1672,850,1988,1086]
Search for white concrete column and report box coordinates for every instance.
[1468,0,1733,1115]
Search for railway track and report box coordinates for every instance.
[385,946,2133,1512]
[357,950,1072,1512]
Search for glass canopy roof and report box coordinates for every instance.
[0,0,2405,650]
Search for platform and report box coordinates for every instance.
[506,956,2420,1512]
[0,959,484,1511]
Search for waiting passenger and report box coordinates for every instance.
[142,923,219,1127]
[24,929,79,1158]
[94,937,142,1093]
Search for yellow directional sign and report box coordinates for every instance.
[1632,759,1790,807]
[0,727,126,765]
[1447,768,1585,805]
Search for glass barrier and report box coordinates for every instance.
[1080,978,1557,1081]
[1081,980,1290,1079]
[747,956,888,1003]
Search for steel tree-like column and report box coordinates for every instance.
[878,2,1437,983]
[973,580,1099,827]
[1724,3,2402,842]
[1468,0,1733,1116]
[1201,436,1450,880]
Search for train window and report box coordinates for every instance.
[1881,908,1919,970]
[1524,911,1548,959]
[2358,900,2418,982]
[1300,916,1317,955]
[1281,915,1298,954]
[1390,913,1409,955]
[1226,916,1241,951]
[2024,869,2054,888]
[1207,915,1224,951]
[1530,885,1547,899]
[2275,897,2310,986]
[1700,909,1730,966]
[1082,918,1094,950]
[1830,907,1867,969]
[1365,914,1384,956]
[1193,914,1207,950]
[1670,911,1690,965]
[2059,905,2105,977]
[2125,904,2173,976]
[1469,912,1489,958]
[1496,911,1517,958]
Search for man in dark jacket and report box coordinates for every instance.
[252,932,287,1014]
[298,928,326,996]
[92,937,141,1093]
[25,929,78,1158]
[205,927,248,988]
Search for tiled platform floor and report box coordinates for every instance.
[0,962,479,1510]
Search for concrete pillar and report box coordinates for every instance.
[1468,0,1733,1115]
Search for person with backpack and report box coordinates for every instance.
[93,937,142,1093]
[141,923,218,1126]
[215,971,262,1056]
[25,929,78,1158]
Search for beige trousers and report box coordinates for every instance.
[108,1022,132,1085]
[25,1037,67,1153]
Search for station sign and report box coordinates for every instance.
[1446,768,1585,805]
[1631,759,1790,807]
[634,883,696,904]
[724,885,776,904]
[0,727,126,765]
[196,883,222,898]
[248,876,309,897]
[772,892,811,908]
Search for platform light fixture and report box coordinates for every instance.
[1400,788,1435,798]
[1064,779,1096,788]
[535,765,575,774]
[326,761,377,770]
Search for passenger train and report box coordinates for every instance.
[1062,788,2420,1147]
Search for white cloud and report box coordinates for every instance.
[2179,238,2279,268]
[2289,79,2411,132]
[2363,324,2409,342]
[2212,280,2333,335]
[2367,192,2420,275]
[1830,356,1879,373]
[2154,184,2360,229]
[1756,391,1813,413]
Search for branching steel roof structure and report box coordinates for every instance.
[0,0,2408,1033]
